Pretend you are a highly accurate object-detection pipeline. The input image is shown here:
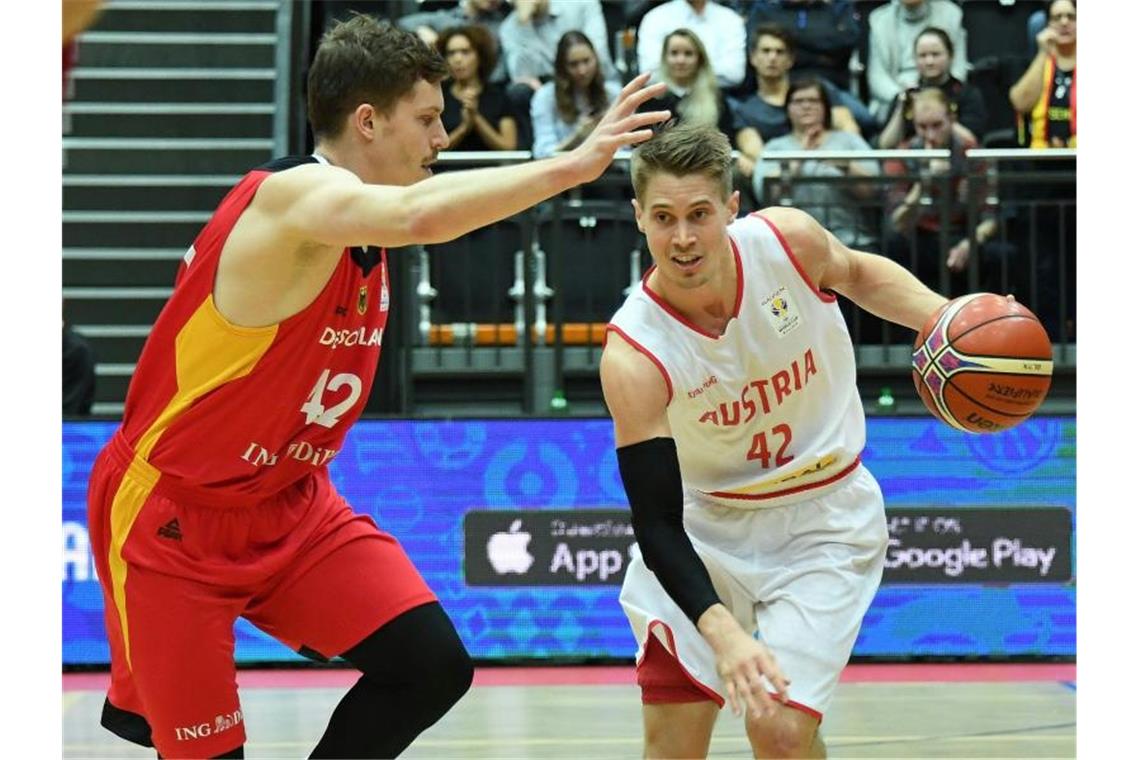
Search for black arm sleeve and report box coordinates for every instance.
[617,437,722,626]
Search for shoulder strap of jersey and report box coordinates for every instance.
[255,155,320,173]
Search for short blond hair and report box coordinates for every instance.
[630,122,733,200]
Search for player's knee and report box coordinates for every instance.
[746,710,818,757]
[427,636,474,708]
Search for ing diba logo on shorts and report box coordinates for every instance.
[174,709,243,742]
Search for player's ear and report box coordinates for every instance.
[727,190,740,219]
[353,103,376,140]
[631,198,645,233]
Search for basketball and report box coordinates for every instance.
[911,294,1053,434]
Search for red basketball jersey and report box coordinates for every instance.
[116,156,390,505]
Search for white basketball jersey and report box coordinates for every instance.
[608,213,865,509]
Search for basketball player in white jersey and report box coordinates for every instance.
[601,123,949,758]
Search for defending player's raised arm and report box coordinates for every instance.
[269,75,671,251]
[759,206,948,332]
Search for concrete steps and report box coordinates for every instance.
[63,1,287,411]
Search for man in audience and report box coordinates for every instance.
[637,0,746,88]
[735,0,862,90]
[730,24,861,183]
[867,0,967,123]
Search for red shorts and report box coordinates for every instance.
[87,433,436,759]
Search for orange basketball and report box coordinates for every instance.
[911,293,1053,434]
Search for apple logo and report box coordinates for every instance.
[486,519,534,574]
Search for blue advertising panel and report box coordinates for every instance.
[63,416,1075,665]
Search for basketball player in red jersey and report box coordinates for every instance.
[602,124,947,758]
[86,15,669,759]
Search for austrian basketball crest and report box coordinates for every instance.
[357,286,368,315]
[761,286,801,337]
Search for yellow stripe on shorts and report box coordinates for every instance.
[107,455,160,670]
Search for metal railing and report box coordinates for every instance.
[393,148,1075,415]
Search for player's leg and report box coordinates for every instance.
[639,634,721,758]
[87,445,247,759]
[245,495,470,759]
[88,448,154,748]
[743,467,888,759]
[107,557,247,759]
[744,704,824,758]
[620,524,754,759]
[313,601,473,758]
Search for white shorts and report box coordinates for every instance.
[619,464,888,720]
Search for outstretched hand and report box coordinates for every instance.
[713,627,791,720]
[567,72,670,184]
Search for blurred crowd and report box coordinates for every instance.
[63,1,1079,414]
[381,0,1076,159]
[376,0,1077,333]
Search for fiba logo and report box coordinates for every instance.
[770,296,789,318]
[966,417,1064,474]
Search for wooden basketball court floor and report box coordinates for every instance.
[63,663,1075,758]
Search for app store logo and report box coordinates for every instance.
[486,519,534,575]
[464,510,636,586]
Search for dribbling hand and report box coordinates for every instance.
[567,72,670,184]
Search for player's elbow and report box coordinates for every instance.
[399,198,467,246]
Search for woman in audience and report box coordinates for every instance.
[1009,0,1075,148]
[530,31,620,159]
[436,25,518,151]
[877,26,987,148]
[866,0,968,122]
[638,28,735,140]
[754,77,880,248]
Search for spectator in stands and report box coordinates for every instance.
[731,24,860,183]
[531,31,622,158]
[1007,1,1076,339]
[734,0,862,90]
[63,321,96,416]
[498,0,616,149]
[399,0,510,82]
[867,0,967,123]
[436,25,518,151]
[639,29,735,140]
[877,26,987,149]
[636,0,746,88]
[1009,0,1075,149]
[754,77,879,247]
[884,89,998,293]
